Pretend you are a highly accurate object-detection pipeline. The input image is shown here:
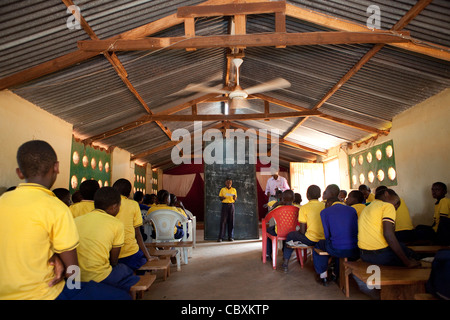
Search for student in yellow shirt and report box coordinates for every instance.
[293,192,302,209]
[75,187,139,293]
[69,179,100,218]
[359,184,375,204]
[374,186,415,244]
[358,188,420,267]
[346,190,366,218]
[0,140,129,300]
[282,185,325,272]
[113,178,152,271]
[432,182,450,245]
[218,177,237,242]
[265,189,282,211]
[53,187,72,207]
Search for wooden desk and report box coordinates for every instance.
[344,260,431,300]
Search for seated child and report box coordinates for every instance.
[282,185,325,272]
[313,185,359,286]
[432,182,450,245]
[346,190,366,218]
[113,178,152,271]
[265,189,297,260]
[264,189,283,212]
[0,140,130,300]
[338,189,347,202]
[359,184,375,204]
[293,192,302,209]
[70,179,100,218]
[75,187,139,293]
[358,188,420,267]
[53,187,72,207]
[147,189,188,239]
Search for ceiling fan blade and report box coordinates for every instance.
[244,78,291,95]
[184,83,230,94]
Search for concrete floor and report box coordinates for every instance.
[142,228,371,300]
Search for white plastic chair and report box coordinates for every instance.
[184,209,196,248]
[146,209,192,268]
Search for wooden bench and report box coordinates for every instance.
[146,241,194,268]
[147,247,178,260]
[313,248,348,294]
[130,274,156,300]
[343,260,431,300]
[285,244,314,268]
[138,259,171,281]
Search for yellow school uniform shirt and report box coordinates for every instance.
[0,183,79,300]
[358,199,396,251]
[219,187,237,203]
[351,203,367,218]
[70,200,95,218]
[75,209,125,283]
[297,199,325,242]
[267,200,277,208]
[366,193,375,203]
[433,197,450,232]
[115,196,142,259]
[395,198,413,232]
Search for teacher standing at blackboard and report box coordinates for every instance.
[218,177,237,242]
[265,171,290,202]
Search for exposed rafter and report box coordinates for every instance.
[61,0,173,140]
[282,0,434,140]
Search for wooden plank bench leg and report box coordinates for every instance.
[130,274,156,300]
[339,257,348,296]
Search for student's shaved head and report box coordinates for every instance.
[16,140,57,178]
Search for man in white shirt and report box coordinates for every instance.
[265,172,290,202]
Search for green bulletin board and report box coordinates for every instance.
[69,137,111,193]
[151,170,158,194]
[348,139,397,189]
[134,164,146,194]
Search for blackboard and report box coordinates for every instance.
[203,139,259,240]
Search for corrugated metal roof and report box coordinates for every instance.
[1,0,449,170]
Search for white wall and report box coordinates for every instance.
[0,90,73,192]
[333,88,450,226]
[110,146,134,188]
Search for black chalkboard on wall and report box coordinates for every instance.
[203,139,259,240]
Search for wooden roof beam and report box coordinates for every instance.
[228,121,327,157]
[253,93,389,135]
[84,92,221,144]
[131,121,225,160]
[282,0,434,139]
[77,31,411,52]
[284,0,449,61]
[62,0,172,140]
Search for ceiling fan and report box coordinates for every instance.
[183,58,291,110]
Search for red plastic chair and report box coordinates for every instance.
[262,205,299,269]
